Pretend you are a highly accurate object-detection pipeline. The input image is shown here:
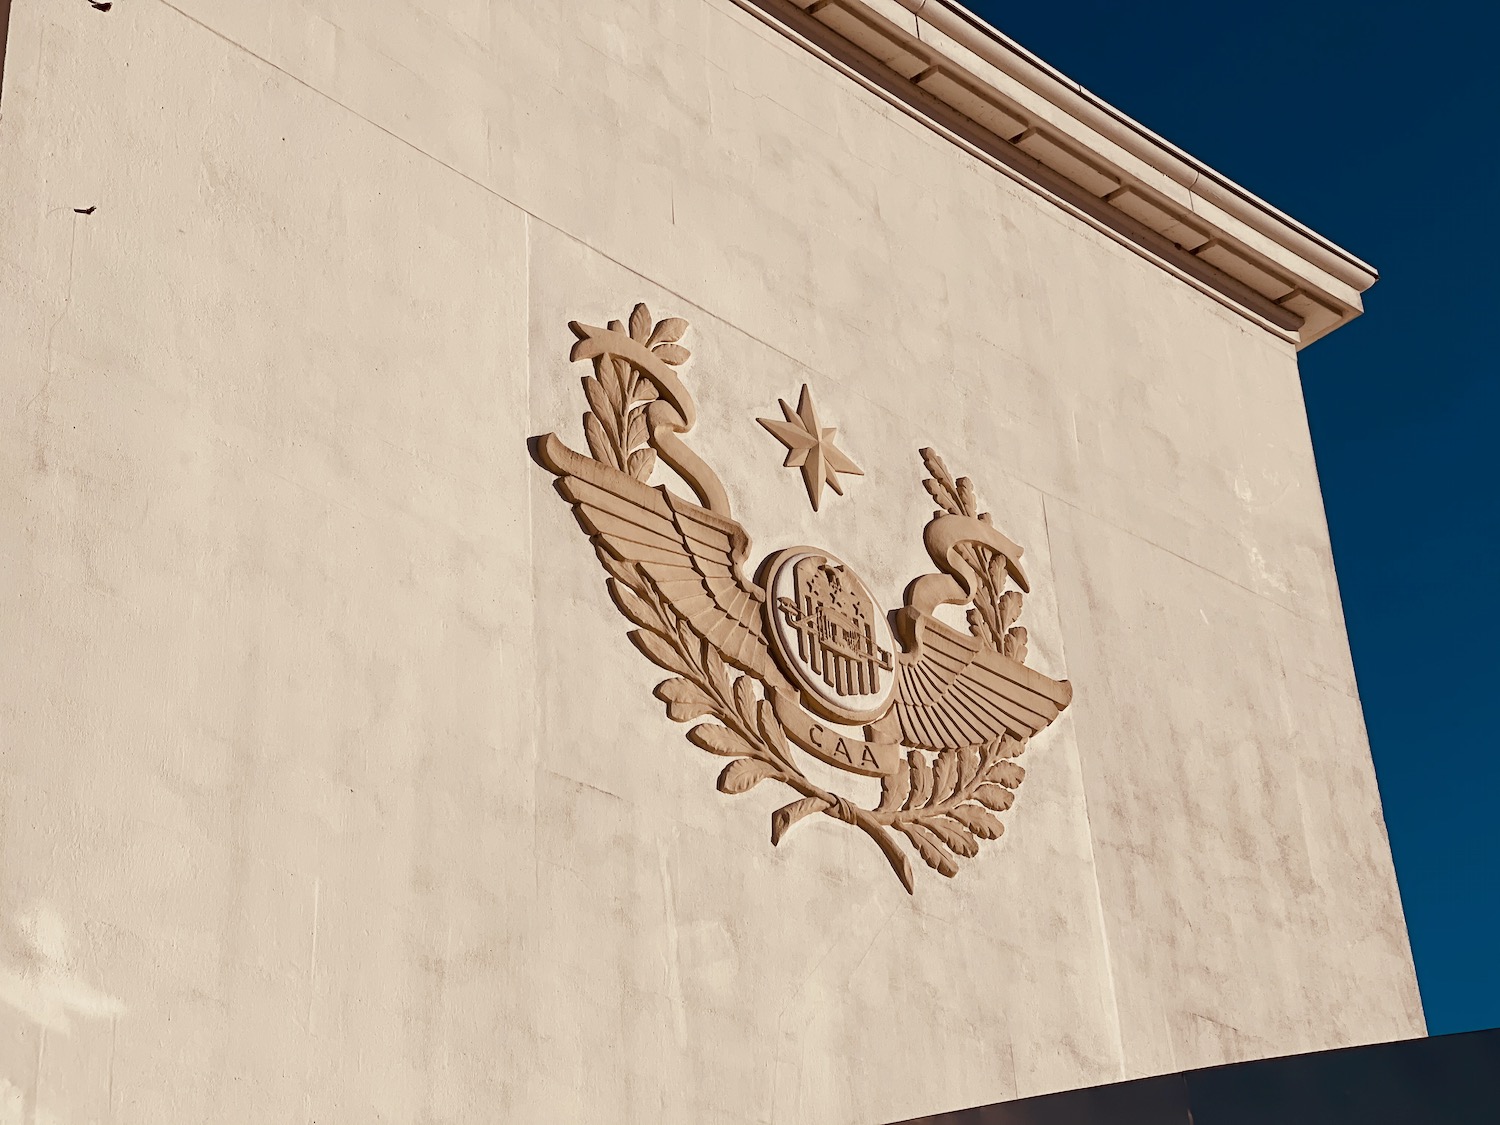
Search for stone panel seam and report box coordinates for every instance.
[722,0,1313,347]
[145,0,1295,433]
[523,213,546,906]
[152,1,853,424]
[523,216,824,384]
[1041,492,1127,1081]
[152,0,508,210]
[153,0,1304,374]
[737,0,1372,347]
[1040,489,1332,628]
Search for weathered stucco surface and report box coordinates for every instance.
[0,1,1421,1122]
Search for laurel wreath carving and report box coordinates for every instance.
[553,305,1040,892]
[577,304,690,482]
[610,535,1029,893]
[922,448,1028,662]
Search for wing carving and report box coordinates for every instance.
[891,448,1073,752]
[536,433,785,687]
[892,604,1072,752]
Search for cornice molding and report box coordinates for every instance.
[731,0,1378,348]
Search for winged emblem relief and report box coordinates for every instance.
[530,303,1072,892]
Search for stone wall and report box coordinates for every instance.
[0,1,1421,1122]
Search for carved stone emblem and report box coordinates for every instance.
[764,549,895,725]
[531,303,1073,892]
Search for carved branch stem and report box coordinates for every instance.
[778,774,917,894]
[664,606,918,891]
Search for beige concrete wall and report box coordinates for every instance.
[0,1,1421,1122]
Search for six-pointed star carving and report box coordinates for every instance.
[757,384,863,511]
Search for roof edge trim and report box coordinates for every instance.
[735,0,1378,348]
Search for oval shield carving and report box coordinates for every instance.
[762,548,897,725]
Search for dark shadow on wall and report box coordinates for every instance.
[885,1028,1500,1125]
[0,1,11,106]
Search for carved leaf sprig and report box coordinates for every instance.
[592,546,921,891]
[577,304,690,483]
[596,463,1027,891]
[603,551,796,788]
[875,735,1028,877]
[920,447,1027,658]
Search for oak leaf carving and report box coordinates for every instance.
[719,758,777,794]
[688,724,757,758]
[949,804,1004,839]
[655,678,717,722]
[647,318,689,348]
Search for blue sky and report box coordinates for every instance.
[966,0,1498,1035]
